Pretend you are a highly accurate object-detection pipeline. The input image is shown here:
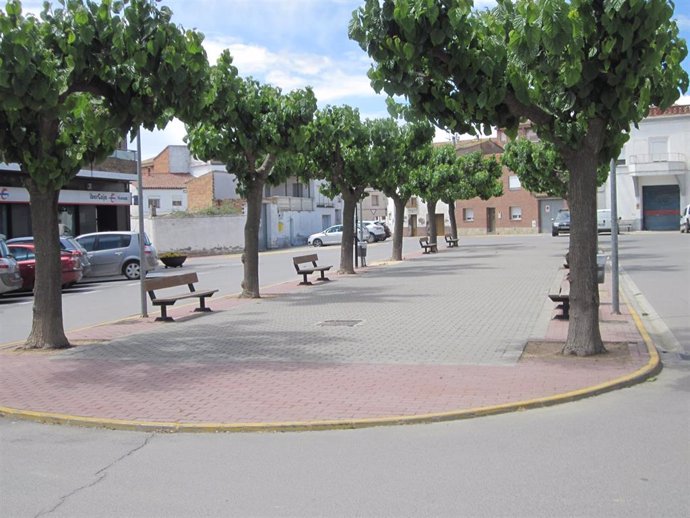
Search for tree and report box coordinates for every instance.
[186,51,317,298]
[350,0,688,356]
[443,151,503,239]
[410,144,457,244]
[502,139,607,200]
[308,106,381,274]
[369,117,434,261]
[0,0,209,349]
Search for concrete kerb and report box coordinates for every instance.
[0,258,662,433]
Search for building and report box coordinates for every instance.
[132,145,345,250]
[602,104,690,230]
[1,143,136,239]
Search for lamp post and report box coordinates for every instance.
[610,158,620,315]
[136,130,148,318]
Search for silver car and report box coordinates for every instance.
[0,234,23,295]
[75,231,158,280]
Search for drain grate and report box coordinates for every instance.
[317,320,363,327]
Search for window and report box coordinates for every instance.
[172,198,183,207]
[292,183,304,198]
[148,198,161,209]
[463,208,474,222]
[371,194,379,207]
[509,175,521,190]
[96,234,129,251]
[132,195,139,206]
[510,206,522,220]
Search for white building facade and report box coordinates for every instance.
[602,105,690,230]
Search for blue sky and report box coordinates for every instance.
[20,0,690,158]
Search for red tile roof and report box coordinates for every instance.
[132,173,193,189]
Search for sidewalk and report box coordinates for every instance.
[0,239,659,432]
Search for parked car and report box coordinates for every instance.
[0,234,23,295]
[308,225,371,247]
[362,221,387,241]
[376,221,392,238]
[680,204,690,233]
[75,231,158,280]
[7,243,83,290]
[7,235,92,277]
[552,210,570,236]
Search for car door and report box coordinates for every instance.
[81,234,129,277]
[324,225,343,245]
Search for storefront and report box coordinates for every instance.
[1,158,136,239]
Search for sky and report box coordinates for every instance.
[19,0,690,159]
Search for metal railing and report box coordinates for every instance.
[629,153,686,164]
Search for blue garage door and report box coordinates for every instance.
[643,185,679,231]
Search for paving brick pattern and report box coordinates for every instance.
[0,237,652,426]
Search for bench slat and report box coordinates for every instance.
[144,272,199,291]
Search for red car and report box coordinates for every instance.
[7,243,83,291]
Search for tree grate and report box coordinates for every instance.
[317,320,363,327]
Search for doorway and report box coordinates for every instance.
[486,208,496,233]
[643,185,679,230]
[539,199,567,233]
[409,214,418,236]
[434,214,445,236]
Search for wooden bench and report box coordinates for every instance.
[419,237,438,254]
[293,254,332,286]
[143,272,218,322]
[548,270,571,319]
[444,234,459,247]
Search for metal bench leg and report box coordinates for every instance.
[194,297,212,313]
[155,304,174,322]
[299,273,312,286]
[317,271,330,281]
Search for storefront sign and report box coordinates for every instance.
[0,187,131,205]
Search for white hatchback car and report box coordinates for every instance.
[308,225,371,247]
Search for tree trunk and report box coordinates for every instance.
[426,199,438,244]
[562,154,606,356]
[240,178,265,298]
[391,195,408,261]
[24,183,70,349]
[447,199,458,239]
[339,191,358,274]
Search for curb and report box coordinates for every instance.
[0,298,661,433]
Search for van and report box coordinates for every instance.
[75,231,158,280]
[597,209,612,234]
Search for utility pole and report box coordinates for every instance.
[610,158,620,314]
[136,131,148,318]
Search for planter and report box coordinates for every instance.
[160,255,187,268]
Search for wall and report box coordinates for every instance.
[137,214,247,255]
[187,174,215,212]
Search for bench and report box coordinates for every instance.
[419,237,438,254]
[143,272,218,322]
[293,254,332,286]
[548,270,571,319]
[444,234,459,247]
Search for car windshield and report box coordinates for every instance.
[555,211,570,222]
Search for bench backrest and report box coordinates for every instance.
[293,254,318,268]
[143,272,199,291]
[419,237,428,244]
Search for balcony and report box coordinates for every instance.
[628,153,687,176]
[268,196,314,211]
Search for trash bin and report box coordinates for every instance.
[597,254,606,284]
[357,241,368,267]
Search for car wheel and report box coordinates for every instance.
[685,222,690,234]
[367,234,375,243]
[123,260,141,280]
[552,229,558,237]
[312,238,323,247]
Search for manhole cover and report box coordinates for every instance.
[317,320,363,327]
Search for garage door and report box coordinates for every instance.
[643,185,679,231]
